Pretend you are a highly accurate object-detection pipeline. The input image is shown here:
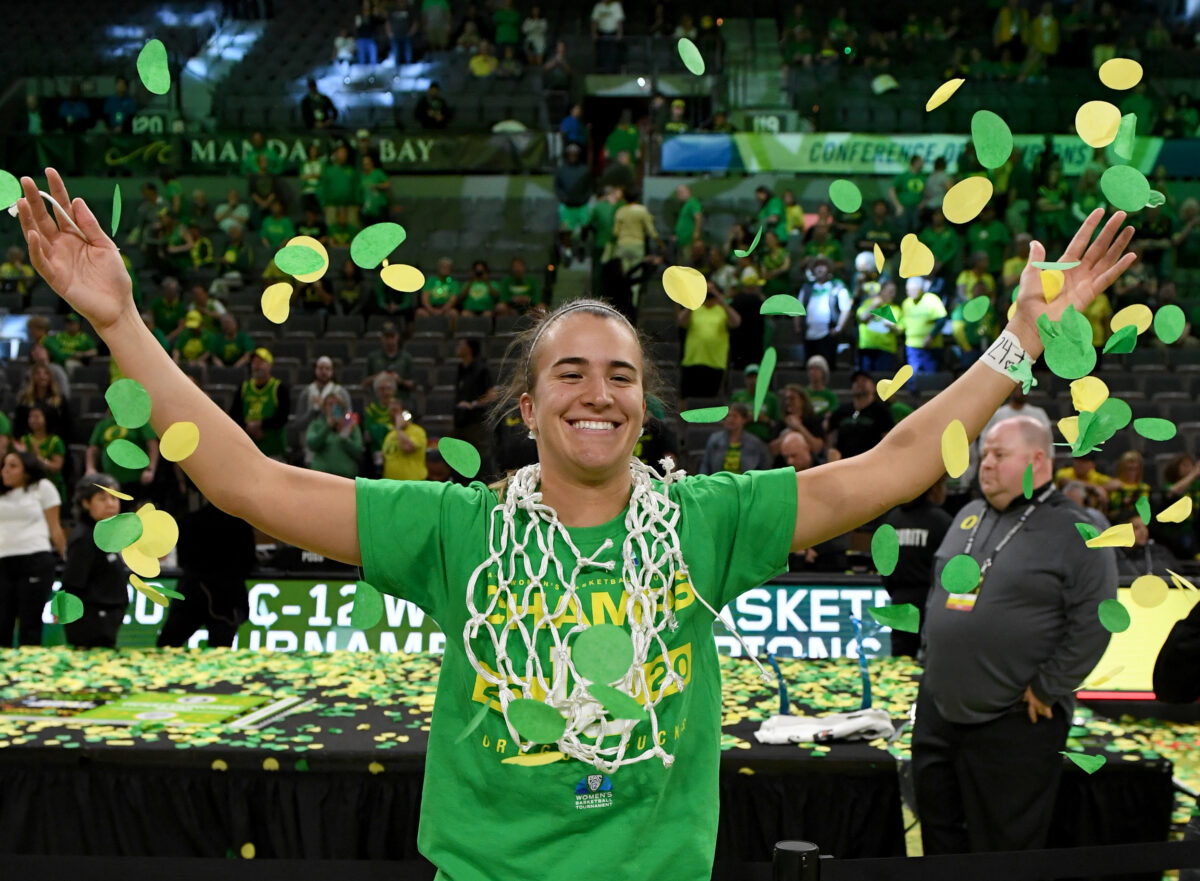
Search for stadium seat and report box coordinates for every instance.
[413,314,452,339]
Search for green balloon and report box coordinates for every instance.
[350,222,407,269]
[572,624,634,684]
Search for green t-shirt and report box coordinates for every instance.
[423,275,457,308]
[604,125,641,159]
[366,348,414,382]
[755,196,788,242]
[675,196,703,244]
[966,220,1010,274]
[173,328,209,362]
[260,215,296,251]
[89,417,156,484]
[0,411,11,441]
[729,389,780,442]
[918,226,961,272]
[760,248,792,297]
[808,388,839,418]
[354,468,797,881]
[591,200,619,252]
[51,330,95,358]
[151,297,187,336]
[362,168,389,215]
[207,331,255,366]
[319,163,363,208]
[240,378,286,457]
[22,433,67,501]
[857,296,899,354]
[891,171,926,208]
[363,401,393,451]
[499,274,541,307]
[461,281,496,313]
[493,6,521,44]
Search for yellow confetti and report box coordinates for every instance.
[737,767,756,775]
[1156,496,1192,523]
[1085,523,1135,548]
[940,419,969,479]
[1069,376,1109,413]
[130,574,168,607]
[1075,100,1121,148]
[121,544,161,578]
[898,234,934,278]
[1007,300,1017,320]
[1130,574,1168,608]
[502,750,567,766]
[211,759,228,771]
[1076,665,1125,690]
[1167,569,1197,591]
[942,176,993,225]
[1110,303,1153,335]
[1040,269,1065,302]
[368,761,385,775]
[262,757,279,771]
[285,235,329,283]
[133,504,179,559]
[380,261,425,293]
[873,243,884,273]
[1098,58,1142,91]
[261,282,293,325]
[1057,415,1079,445]
[159,421,199,462]
[662,265,708,310]
[876,364,913,401]
[240,843,256,859]
[925,77,965,111]
[96,484,134,501]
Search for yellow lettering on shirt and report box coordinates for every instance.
[959,514,978,530]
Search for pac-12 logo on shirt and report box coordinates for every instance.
[574,774,614,810]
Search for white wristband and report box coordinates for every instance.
[980,330,1028,381]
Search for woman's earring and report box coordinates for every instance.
[527,428,537,440]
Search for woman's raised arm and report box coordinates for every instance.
[18,169,361,565]
[791,208,1136,551]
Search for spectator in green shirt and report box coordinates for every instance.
[50,313,98,372]
[497,257,542,315]
[603,109,641,164]
[729,363,781,443]
[173,311,212,373]
[305,393,364,479]
[804,355,840,421]
[318,143,363,229]
[672,184,704,264]
[965,204,1011,275]
[150,277,187,344]
[86,409,159,501]
[1034,164,1073,252]
[217,224,255,278]
[889,154,926,233]
[361,154,391,224]
[754,186,788,242]
[418,256,459,318]
[0,410,12,460]
[19,406,67,503]
[207,313,255,368]
[919,209,963,286]
[364,321,415,395]
[239,131,284,176]
[459,260,499,318]
[590,185,623,263]
[492,0,521,47]
[259,200,296,252]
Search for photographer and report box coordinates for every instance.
[305,392,364,479]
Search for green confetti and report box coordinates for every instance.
[273,244,325,276]
[438,437,480,479]
[962,296,990,323]
[350,581,383,629]
[1153,304,1185,344]
[760,295,804,316]
[507,698,566,743]
[1023,463,1033,499]
[105,378,152,429]
[1100,164,1151,212]
[51,591,84,624]
[455,700,492,743]
[941,554,981,594]
[1062,751,1107,774]
[753,347,777,422]
[1075,522,1100,542]
[350,222,407,269]
[871,305,897,324]
[1006,359,1035,394]
[1037,306,1096,379]
[733,225,763,258]
[1146,189,1165,208]
[971,110,1014,169]
[1098,598,1130,633]
[94,512,144,553]
[1113,113,1136,161]
[828,179,863,214]
[870,524,899,576]
[1135,495,1152,525]
[1133,417,1176,441]
[680,406,728,423]
[295,759,310,771]
[589,684,649,721]
[867,603,919,633]
[111,184,122,237]
[153,584,183,600]
[106,439,150,470]
[0,170,20,211]
[136,39,171,95]
[1030,261,1080,271]
[1102,324,1138,354]
[1074,397,1132,456]
[572,624,634,684]
[676,37,705,75]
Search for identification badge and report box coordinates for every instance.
[945,592,979,612]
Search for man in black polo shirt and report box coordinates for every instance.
[827,371,893,458]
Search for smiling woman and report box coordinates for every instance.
[17,168,1137,881]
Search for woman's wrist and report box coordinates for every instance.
[1004,317,1044,359]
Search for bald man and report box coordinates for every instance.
[914,416,1116,856]
[779,431,812,472]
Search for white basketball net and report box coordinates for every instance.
[463,457,771,774]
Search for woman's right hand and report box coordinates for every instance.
[16,169,135,334]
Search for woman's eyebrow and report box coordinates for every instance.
[550,357,639,374]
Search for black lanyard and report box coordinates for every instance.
[962,485,1056,584]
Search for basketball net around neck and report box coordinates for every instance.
[462,457,772,773]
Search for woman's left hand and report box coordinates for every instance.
[1008,208,1136,357]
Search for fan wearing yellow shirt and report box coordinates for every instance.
[898,277,948,373]
[381,405,429,481]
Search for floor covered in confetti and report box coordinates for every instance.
[0,649,1191,862]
